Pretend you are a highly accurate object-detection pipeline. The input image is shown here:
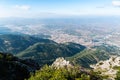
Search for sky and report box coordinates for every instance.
[0,0,120,18]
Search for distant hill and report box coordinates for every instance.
[67,49,110,68]
[66,44,120,68]
[93,44,120,55]
[0,34,55,54]
[17,42,86,66]
[0,34,118,69]
[0,34,86,67]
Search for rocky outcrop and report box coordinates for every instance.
[91,56,120,80]
[52,57,72,69]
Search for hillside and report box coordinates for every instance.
[66,44,120,68]
[0,34,55,54]
[67,49,110,68]
[0,52,39,80]
[93,44,120,55]
[17,42,86,66]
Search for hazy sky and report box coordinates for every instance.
[0,0,120,18]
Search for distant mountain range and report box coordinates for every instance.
[0,34,55,54]
[0,34,119,68]
[0,34,120,80]
[17,42,86,66]
[67,49,110,68]
[0,34,86,66]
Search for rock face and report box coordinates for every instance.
[52,57,72,69]
[91,56,120,80]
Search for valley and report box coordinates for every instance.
[0,18,120,80]
[1,18,120,49]
[1,0,120,80]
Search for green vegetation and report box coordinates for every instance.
[116,70,120,80]
[0,34,55,54]
[113,66,120,80]
[28,65,103,80]
[99,62,104,65]
[17,42,85,58]
[93,44,120,55]
[67,49,110,68]
[17,42,86,66]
